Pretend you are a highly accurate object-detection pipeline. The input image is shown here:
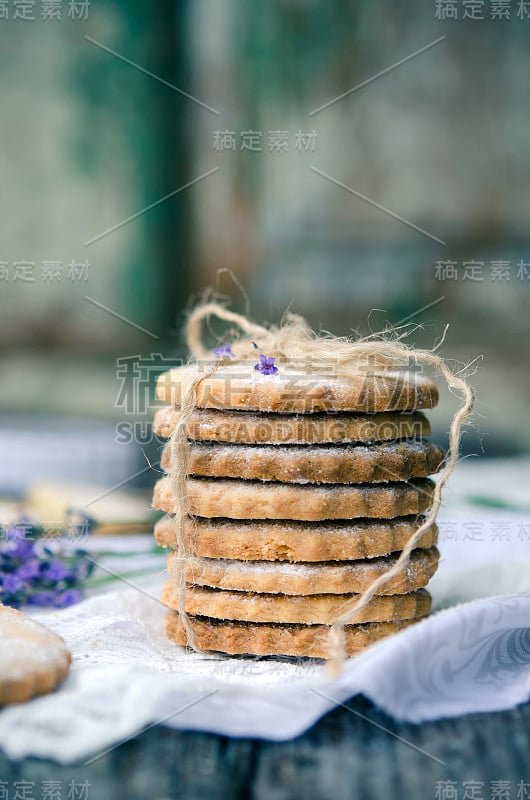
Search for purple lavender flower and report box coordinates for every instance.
[15,560,42,581]
[41,560,70,582]
[54,588,82,607]
[213,344,235,359]
[27,590,57,607]
[0,516,94,609]
[4,529,35,560]
[254,354,279,376]
[2,573,25,594]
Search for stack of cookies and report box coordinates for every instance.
[152,361,444,659]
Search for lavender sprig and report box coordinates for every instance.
[213,344,235,359]
[0,519,95,609]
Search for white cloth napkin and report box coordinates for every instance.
[1,509,530,764]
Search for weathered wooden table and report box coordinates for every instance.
[1,695,529,800]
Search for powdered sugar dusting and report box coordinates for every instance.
[173,548,437,579]
[0,607,70,680]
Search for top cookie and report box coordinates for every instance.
[156,363,438,414]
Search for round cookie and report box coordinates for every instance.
[0,606,71,705]
[166,612,420,658]
[161,439,445,484]
[156,364,439,413]
[169,546,439,595]
[162,581,431,624]
[152,476,435,520]
[153,405,432,444]
[154,514,438,561]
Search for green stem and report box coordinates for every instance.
[84,565,165,588]
[89,546,165,558]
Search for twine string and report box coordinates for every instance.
[168,302,474,669]
[169,368,216,650]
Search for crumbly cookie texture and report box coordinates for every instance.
[166,612,420,658]
[0,606,71,705]
[154,514,438,561]
[153,405,432,444]
[168,547,439,595]
[162,581,431,624]
[161,439,445,484]
[156,365,439,413]
[152,476,435,520]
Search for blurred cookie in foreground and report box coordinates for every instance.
[0,605,71,704]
